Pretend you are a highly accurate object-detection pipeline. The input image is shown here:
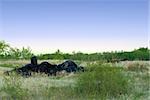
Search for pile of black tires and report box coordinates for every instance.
[4,56,84,77]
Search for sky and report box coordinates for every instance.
[0,0,149,54]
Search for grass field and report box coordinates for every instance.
[0,60,149,100]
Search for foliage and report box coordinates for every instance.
[9,47,33,59]
[0,40,149,61]
[0,40,33,59]
[75,65,131,99]
[0,61,149,99]
[38,48,150,61]
[0,41,10,56]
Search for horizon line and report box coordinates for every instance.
[32,46,149,55]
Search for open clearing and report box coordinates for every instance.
[0,60,149,100]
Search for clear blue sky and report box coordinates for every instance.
[0,0,148,54]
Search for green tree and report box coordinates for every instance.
[0,40,10,56]
[20,47,33,59]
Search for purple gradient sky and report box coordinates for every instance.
[0,0,148,54]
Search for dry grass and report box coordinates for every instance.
[0,60,149,99]
[124,61,150,72]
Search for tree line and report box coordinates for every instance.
[0,41,33,59]
[0,40,149,61]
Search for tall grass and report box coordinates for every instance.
[125,62,149,72]
[0,76,29,99]
[75,64,131,99]
[0,61,149,99]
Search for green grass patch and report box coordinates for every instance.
[0,63,22,68]
[75,64,131,99]
[0,61,149,99]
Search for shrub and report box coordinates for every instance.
[75,64,131,99]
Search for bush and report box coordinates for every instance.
[75,65,131,99]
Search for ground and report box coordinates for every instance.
[0,60,149,100]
